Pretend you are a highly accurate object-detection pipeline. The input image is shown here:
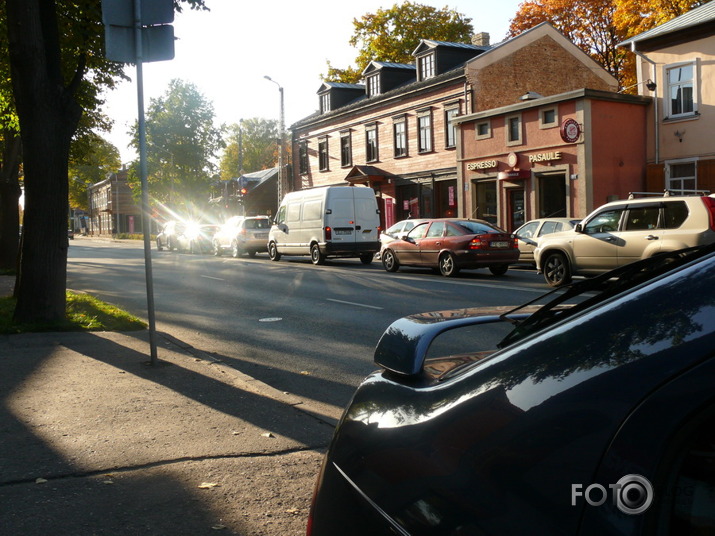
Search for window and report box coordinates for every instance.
[540,107,558,128]
[366,125,378,162]
[476,121,491,140]
[426,221,445,238]
[418,110,433,153]
[584,209,623,234]
[417,54,435,80]
[407,222,430,239]
[298,142,308,174]
[445,107,459,148]
[506,115,522,145]
[320,93,330,114]
[666,62,696,117]
[340,132,352,167]
[668,161,697,193]
[624,205,660,231]
[318,137,329,171]
[367,75,380,97]
[393,117,407,158]
[662,201,689,228]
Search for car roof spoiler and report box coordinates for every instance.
[374,306,543,377]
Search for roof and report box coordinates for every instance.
[318,82,364,92]
[618,2,715,48]
[413,39,490,55]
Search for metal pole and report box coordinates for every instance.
[135,0,159,364]
[264,76,284,206]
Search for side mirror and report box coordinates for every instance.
[575,223,584,233]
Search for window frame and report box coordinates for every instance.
[318,137,329,172]
[417,109,434,154]
[340,131,352,168]
[664,59,699,119]
[367,74,380,97]
[417,53,435,81]
[298,141,309,175]
[393,116,408,158]
[320,93,330,114]
[666,159,698,194]
[506,114,523,146]
[365,124,379,163]
[444,106,460,149]
[475,120,492,140]
[539,106,558,129]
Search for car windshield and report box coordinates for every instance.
[497,243,715,349]
[453,220,503,234]
[244,219,270,229]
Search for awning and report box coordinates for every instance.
[344,165,396,185]
[498,170,531,181]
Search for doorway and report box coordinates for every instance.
[508,188,525,232]
[538,173,567,218]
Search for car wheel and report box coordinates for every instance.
[213,240,221,256]
[489,264,509,276]
[311,243,325,265]
[382,249,399,272]
[156,239,163,252]
[231,240,241,258]
[543,252,572,287]
[359,253,374,265]
[439,252,460,277]
[268,241,281,261]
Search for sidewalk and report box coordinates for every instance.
[0,281,335,535]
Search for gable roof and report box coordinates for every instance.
[412,39,489,56]
[362,61,415,76]
[466,22,617,89]
[618,2,715,48]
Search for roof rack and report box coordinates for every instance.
[627,189,711,199]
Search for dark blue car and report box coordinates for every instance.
[308,244,715,535]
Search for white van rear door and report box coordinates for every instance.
[328,195,357,243]
[354,196,379,243]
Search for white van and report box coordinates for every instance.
[268,186,381,265]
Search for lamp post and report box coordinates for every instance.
[264,75,285,207]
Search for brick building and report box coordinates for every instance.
[87,168,142,235]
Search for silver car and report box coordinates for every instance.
[513,217,581,265]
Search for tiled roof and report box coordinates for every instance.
[618,2,715,47]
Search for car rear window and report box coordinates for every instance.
[244,219,270,230]
[452,220,503,234]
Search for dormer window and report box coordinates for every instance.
[367,74,380,97]
[417,54,435,81]
[320,93,330,113]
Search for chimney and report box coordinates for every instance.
[472,32,490,47]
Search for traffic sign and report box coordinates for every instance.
[105,24,175,63]
[102,0,174,27]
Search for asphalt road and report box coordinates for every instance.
[67,237,555,417]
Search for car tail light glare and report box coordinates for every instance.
[325,226,332,240]
[469,238,485,250]
[703,196,715,231]
[513,236,519,248]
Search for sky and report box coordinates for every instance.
[102,0,524,164]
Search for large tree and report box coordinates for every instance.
[219,118,286,180]
[69,133,121,211]
[128,79,223,215]
[5,0,206,323]
[324,2,474,83]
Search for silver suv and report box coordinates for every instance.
[535,192,715,286]
[212,216,271,257]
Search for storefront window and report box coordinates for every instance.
[474,180,497,225]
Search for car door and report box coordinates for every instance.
[571,208,625,272]
[515,221,541,263]
[392,222,429,265]
[418,221,446,265]
[617,203,663,266]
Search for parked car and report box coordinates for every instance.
[307,242,715,536]
[380,218,519,277]
[178,223,219,254]
[213,216,271,257]
[156,220,184,251]
[535,193,715,286]
[513,217,581,265]
[268,186,380,265]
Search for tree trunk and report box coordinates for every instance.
[0,131,22,275]
[6,0,83,323]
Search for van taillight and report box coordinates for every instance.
[703,197,715,231]
[325,226,332,240]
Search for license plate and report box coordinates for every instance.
[253,233,268,239]
[335,229,352,235]
[491,241,509,248]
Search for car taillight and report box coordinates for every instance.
[469,238,485,250]
[325,226,332,240]
[513,236,519,248]
[703,196,715,231]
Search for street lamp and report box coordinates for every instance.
[264,75,285,207]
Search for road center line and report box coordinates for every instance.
[327,298,383,310]
[200,275,225,281]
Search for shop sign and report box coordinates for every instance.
[467,160,498,171]
[560,118,581,143]
[529,151,562,163]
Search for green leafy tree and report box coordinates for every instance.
[5,0,207,324]
[219,118,285,180]
[324,2,474,83]
[129,79,223,216]
[69,134,121,211]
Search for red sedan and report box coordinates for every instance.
[380,218,519,277]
